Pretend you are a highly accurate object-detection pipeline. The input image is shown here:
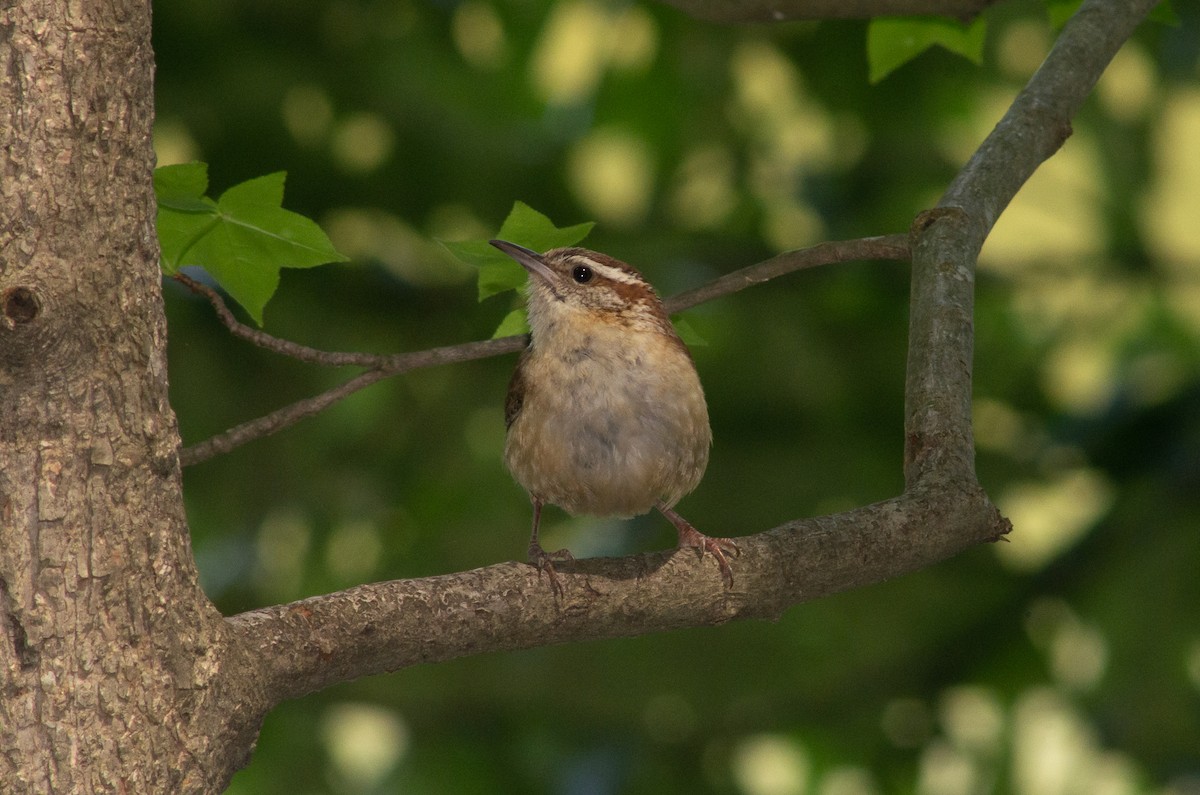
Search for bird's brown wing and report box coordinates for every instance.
[504,351,528,430]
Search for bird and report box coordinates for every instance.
[490,239,738,595]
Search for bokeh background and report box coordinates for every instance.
[152,1,1200,793]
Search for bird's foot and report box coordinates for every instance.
[528,542,574,597]
[657,503,739,588]
[676,526,739,588]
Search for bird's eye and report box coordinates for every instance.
[571,265,594,284]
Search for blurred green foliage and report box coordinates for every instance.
[152,0,1200,793]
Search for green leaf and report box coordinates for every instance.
[440,238,531,299]
[154,166,348,324]
[154,162,212,213]
[492,308,530,339]
[439,201,594,301]
[867,16,987,83]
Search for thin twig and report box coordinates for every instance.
[178,234,910,467]
[665,234,909,314]
[173,272,383,367]
[178,336,524,467]
[180,368,390,466]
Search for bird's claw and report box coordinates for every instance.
[677,526,739,589]
[529,543,574,598]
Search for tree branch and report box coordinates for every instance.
[179,235,907,467]
[229,490,1003,705]
[174,272,384,368]
[654,0,999,24]
[177,337,523,467]
[665,234,909,314]
[903,0,1157,486]
[223,0,1156,711]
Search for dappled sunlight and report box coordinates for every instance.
[1025,598,1109,691]
[1012,689,1144,795]
[1004,270,1160,415]
[1048,615,1108,691]
[1124,349,1191,407]
[1143,87,1200,333]
[424,202,492,243]
[1012,689,1100,795]
[817,767,881,795]
[321,703,410,791]
[1187,640,1200,693]
[1164,283,1200,340]
[732,734,810,795]
[729,39,839,249]
[567,127,655,226]
[1031,275,1154,413]
[1041,335,1120,415]
[254,506,314,603]
[885,676,1151,795]
[325,519,383,582]
[670,144,739,231]
[153,117,201,166]
[996,468,1114,571]
[981,130,1105,269]
[997,20,1053,81]
[281,84,334,148]
[1096,42,1157,122]
[530,1,657,105]
[1012,272,1149,345]
[937,87,1008,165]
[324,207,472,286]
[608,6,658,73]
[452,0,507,70]
[331,112,395,173]
[973,397,1042,458]
[938,687,1006,754]
[917,739,980,795]
[532,0,607,102]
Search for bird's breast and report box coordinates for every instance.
[504,326,710,517]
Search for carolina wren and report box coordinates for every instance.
[490,239,738,593]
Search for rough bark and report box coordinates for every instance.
[0,1,262,791]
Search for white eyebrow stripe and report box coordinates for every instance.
[568,256,642,285]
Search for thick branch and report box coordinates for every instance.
[230,489,1002,705]
[180,235,907,466]
[225,0,1155,711]
[655,0,999,24]
[903,0,1158,486]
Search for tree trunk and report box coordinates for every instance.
[0,1,257,791]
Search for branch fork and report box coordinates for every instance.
[201,0,1158,719]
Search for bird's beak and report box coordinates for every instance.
[490,240,558,285]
